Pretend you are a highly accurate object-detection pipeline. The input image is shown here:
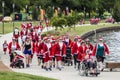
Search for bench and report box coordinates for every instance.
[106,62,120,71]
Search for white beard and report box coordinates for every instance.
[59,42,63,49]
[46,43,51,50]
[77,42,80,47]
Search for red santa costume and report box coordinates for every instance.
[55,40,66,61]
[36,40,43,56]
[39,24,44,32]
[85,38,93,51]
[8,41,20,54]
[92,38,109,62]
[3,41,8,54]
[20,29,28,38]
[63,35,72,47]
[13,28,19,41]
[30,31,38,42]
[77,41,87,61]
[92,38,109,71]
[26,23,32,29]
[46,19,49,27]
[8,38,21,62]
[43,41,51,62]
[31,41,37,59]
[21,23,26,29]
[71,38,81,68]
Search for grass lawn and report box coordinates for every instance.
[0,19,106,34]
[0,71,56,80]
[0,21,42,34]
[45,23,120,39]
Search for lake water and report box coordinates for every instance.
[87,30,120,62]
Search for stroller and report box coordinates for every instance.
[10,50,24,68]
[79,58,100,76]
[64,47,73,66]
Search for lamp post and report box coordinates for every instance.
[2,1,5,34]
[13,3,15,32]
[84,7,86,18]
[26,5,28,20]
[39,6,41,21]
[53,6,54,17]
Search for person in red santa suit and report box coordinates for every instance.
[39,21,44,32]
[45,18,49,28]
[20,28,28,44]
[26,22,32,29]
[21,23,26,29]
[48,39,56,71]
[42,37,52,71]
[85,38,93,54]
[36,38,44,67]
[92,38,109,71]
[34,25,39,35]
[8,37,21,63]
[13,27,20,42]
[3,40,8,55]
[31,39,37,61]
[64,35,72,47]
[20,28,28,38]
[71,37,80,68]
[30,29,38,42]
[55,37,66,71]
[77,40,87,70]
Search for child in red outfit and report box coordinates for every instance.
[3,40,8,55]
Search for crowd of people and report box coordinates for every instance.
[3,22,110,72]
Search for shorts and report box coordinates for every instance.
[96,55,105,63]
[53,56,56,61]
[49,57,53,61]
[56,56,62,61]
[3,48,7,52]
[38,55,43,60]
[24,50,32,55]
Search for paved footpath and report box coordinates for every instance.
[0,25,120,80]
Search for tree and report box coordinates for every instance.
[46,6,54,19]
[0,0,30,16]
[51,17,67,30]
[112,0,120,22]
[64,16,76,29]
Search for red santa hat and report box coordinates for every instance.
[43,37,48,41]
[21,23,26,29]
[38,37,42,41]
[52,38,56,41]
[78,38,82,42]
[12,37,16,40]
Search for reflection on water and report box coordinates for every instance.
[88,30,120,62]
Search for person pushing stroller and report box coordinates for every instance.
[10,50,24,68]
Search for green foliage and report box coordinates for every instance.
[46,6,54,19]
[0,0,30,16]
[0,71,56,80]
[112,0,120,22]
[103,11,111,18]
[0,0,117,19]
[51,17,67,30]
[91,10,97,18]
[32,7,39,20]
[64,16,75,27]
